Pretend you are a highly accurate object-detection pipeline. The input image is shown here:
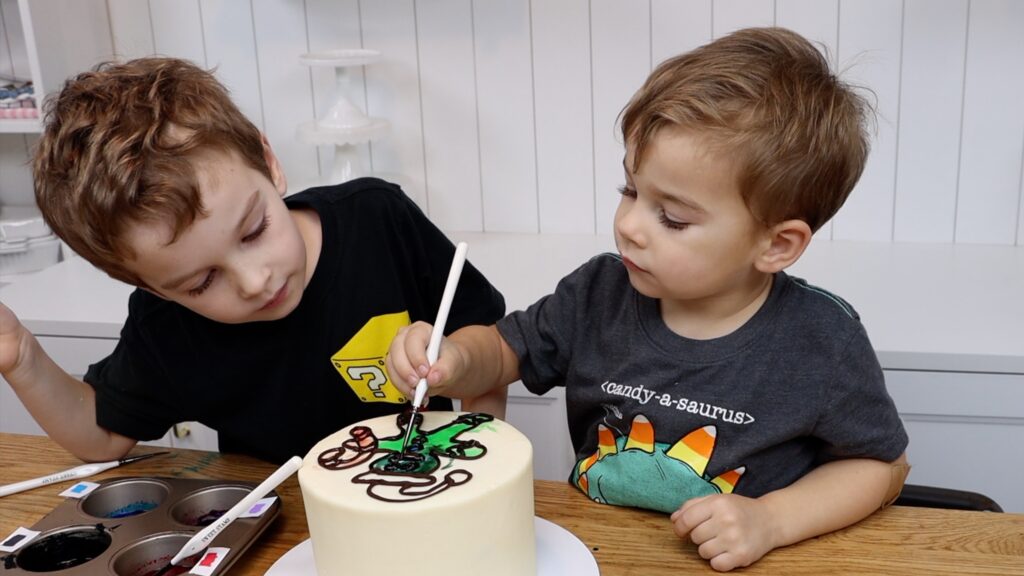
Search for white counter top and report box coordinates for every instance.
[0,256,133,338]
[2,236,1022,374]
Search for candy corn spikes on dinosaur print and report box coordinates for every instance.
[571,414,746,513]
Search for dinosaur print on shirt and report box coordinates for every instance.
[571,414,746,513]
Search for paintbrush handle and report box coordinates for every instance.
[411,242,468,409]
[0,461,118,498]
[426,242,468,364]
[170,456,302,565]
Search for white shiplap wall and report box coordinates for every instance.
[5,0,1023,245]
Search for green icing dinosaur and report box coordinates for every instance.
[373,412,493,475]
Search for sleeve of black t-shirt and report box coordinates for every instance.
[812,324,909,463]
[83,291,184,441]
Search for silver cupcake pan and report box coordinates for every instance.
[1,477,281,576]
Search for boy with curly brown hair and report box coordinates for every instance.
[0,57,506,464]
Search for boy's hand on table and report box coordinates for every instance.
[671,493,779,572]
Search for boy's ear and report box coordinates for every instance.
[260,133,288,196]
[754,219,812,274]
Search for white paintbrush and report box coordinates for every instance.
[164,456,302,568]
[0,451,168,498]
[400,242,469,454]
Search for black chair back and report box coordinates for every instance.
[895,484,1003,512]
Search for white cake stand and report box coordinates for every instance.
[297,49,390,184]
[265,517,600,575]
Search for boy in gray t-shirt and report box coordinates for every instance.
[388,27,909,571]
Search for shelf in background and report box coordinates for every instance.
[0,118,41,133]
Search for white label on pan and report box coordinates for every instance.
[60,481,100,498]
[0,527,39,553]
[190,547,230,576]
[238,496,277,518]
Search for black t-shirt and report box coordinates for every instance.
[85,178,505,463]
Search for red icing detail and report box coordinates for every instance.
[199,552,219,567]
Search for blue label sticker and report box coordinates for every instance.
[60,481,99,499]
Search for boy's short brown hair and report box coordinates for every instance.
[33,57,271,286]
[621,27,871,232]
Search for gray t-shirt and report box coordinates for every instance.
[497,253,908,513]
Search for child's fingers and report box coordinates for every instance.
[386,324,427,395]
[671,495,714,539]
[687,516,720,546]
[695,535,728,561]
[398,323,434,379]
[708,551,745,572]
[425,339,460,385]
[406,322,436,373]
[670,509,694,538]
[671,494,711,521]
[384,349,415,398]
[0,302,25,375]
[0,301,20,333]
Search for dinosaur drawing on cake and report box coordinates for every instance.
[317,412,494,502]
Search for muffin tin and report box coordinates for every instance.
[1,477,281,576]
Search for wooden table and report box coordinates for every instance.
[2,433,1022,575]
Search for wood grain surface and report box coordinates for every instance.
[2,433,1022,575]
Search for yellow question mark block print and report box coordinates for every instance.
[332,311,410,404]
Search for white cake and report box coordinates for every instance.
[299,411,536,576]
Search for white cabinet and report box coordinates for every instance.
[885,370,1024,513]
[0,260,215,450]
[506,382,575,482]
[168,421,219,452]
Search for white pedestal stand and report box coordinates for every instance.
[297,49,389,184]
